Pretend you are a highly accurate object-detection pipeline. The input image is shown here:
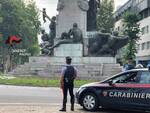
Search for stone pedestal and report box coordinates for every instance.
[9,56,121,80]
[29,56,117,64]
[54,44,83,57]
[56,0,87,38]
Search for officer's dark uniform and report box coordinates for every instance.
[59,57,77,112]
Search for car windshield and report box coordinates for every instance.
[101,71,127,83]
[139,71,150,84]
[102,71,139,84]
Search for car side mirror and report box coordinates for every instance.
[108,80,115,86]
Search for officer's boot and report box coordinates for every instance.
[59,102,66,112]
[71,96,75,111]
[71,103,74,111]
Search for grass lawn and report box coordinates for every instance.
[0,75,95,87]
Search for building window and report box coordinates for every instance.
[140,8,149,20]
[144,9,148,18]
[135,0,144,5]
[141,25,149,35]
[141,27,145,35]
[137,44,140,51]
[148,8,150,17]
[118,26,120,31]
[146,26,149,34]
[142,43,146,50]
[147,42,150,49]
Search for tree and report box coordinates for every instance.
[123,12,140,61]
[97,0,114,33]
[0,0,41,72]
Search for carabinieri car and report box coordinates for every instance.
[76,68,150,112]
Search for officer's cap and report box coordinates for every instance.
[66,56,72,60]
[73,23,78,27]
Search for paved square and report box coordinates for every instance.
[0,105,139,113]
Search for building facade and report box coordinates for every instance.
[114,0,150,67]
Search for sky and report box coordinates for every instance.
[114,0,128,10]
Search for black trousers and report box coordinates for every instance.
[63,83,74,105]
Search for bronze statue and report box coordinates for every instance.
[41,8,56,55]
[49,16,56,41]
[48,23,83,53]
[42,8,56,40]
[42,8,47,23]
[87,0,100,31]
[88,32,129,57]
[40,29,52,55]
[41,29,50,42]
[68,23,83,43]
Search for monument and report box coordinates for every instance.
[9,0,129,80]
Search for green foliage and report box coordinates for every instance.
[0,0,41,64]
[97,0,114,33]
[0,75,94,87]
[123,12,140,61]
[28,45,40,56]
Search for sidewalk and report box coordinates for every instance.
[0,104,90,113]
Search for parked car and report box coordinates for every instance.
[76,68,150,112]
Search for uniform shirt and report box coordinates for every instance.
[61,64,77,77]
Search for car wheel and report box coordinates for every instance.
[82,93,98,111]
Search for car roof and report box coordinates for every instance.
[117,68,150,76]
[125,68,149,72]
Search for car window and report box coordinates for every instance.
[112,73,129,83]
[139,71,150,84]
[111,72,139,84]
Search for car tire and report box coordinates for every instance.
[81,92,98,111]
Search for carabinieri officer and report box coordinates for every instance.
[59,56,77,112]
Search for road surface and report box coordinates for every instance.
[0,85,141,113]
[0,85,64,103]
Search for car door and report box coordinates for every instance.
[100,71,141,110]
[135,71,150,110]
